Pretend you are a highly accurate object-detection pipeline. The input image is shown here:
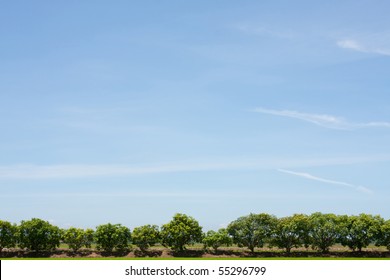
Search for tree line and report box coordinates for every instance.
[1,212,390,255]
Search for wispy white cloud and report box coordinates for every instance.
[337,39,390,56]
[278,168,373,194]
[337,39,366,52]
[254,108,390,130]
[254,108,348,129]
[0,155,389,180]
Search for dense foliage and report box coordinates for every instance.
[95,223,131,253]
[339,214,384,252]
[18,218,62,251]
[63,227,95,252]
[160,213,203,252]
[270,214,309,253]
[84,228,95,249]
[203,228,232,252]
[227,213,277,253]
[131,224,160,251]
[376,220,390,250]
[308,213,341,253]
[0,220,17,252]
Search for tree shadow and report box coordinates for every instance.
[171,249,205,257]
[0,249,53,258]
[236,250,390,258]
[99,250,130,257]
[1,248,389,258]
[64,249,95,257]
[205,248,242,256]
[133,249,163,257]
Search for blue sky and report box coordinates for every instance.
[1,0,390,230]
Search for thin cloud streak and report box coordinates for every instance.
[277,169,373,194]
[1,155,390,180]
[254,108,390,130]
[337,39,390,56]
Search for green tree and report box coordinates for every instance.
[18,218,62,251]
[132,225,160,251]
[270,214,309,253]
[376,219,390,251]
[84,228,95,249]
[339,214,384,252]
[308,213,342,253]
[203,228,232,252]
[0,220,17,252]
[160,213,202,252]
[95,223,131,253]
[227,213,277,253]
[63,227,94,252]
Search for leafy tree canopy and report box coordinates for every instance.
[160,213,202,252]
[308,212,342,253]
[339,214,384,252]
[18,218,61,251]
[0,220,17,252]
[270,214,309,253]
[95,223,131,253]
[227,213,277,253]
[63,227,95,252]
[203,228,232,252]
[376,220,390,251]
[132,224,160,251]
